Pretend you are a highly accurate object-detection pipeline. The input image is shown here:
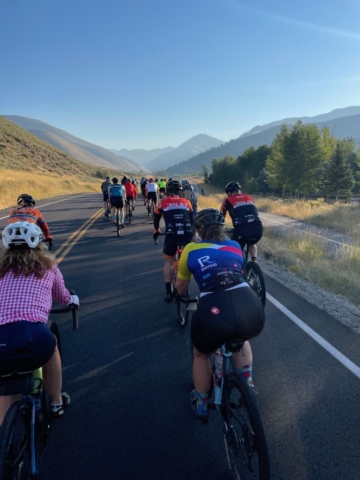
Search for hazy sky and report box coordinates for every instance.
[1,0,360,149]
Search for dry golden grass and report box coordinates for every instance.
[0,169,100,210]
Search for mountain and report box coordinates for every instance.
[109,146,175,165]
[166,109,360,175]
[2,115,148,173]
[0,116,114,177]
[147,134,224,171]
[240,106,360,138]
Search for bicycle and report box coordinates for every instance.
[226,230,266,307]
[0,299,79,480]
[154,233,190,326]
[105,200,112,221]
[125,199,133,224]
[183,297,270,480]
[147,198,156,220]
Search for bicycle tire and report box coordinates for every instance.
[223,373,270,480]
[116,208,120,237]
[176,289,190,327]
[245,261,266,307]
[49,321,62,358]
[0,401,31,480]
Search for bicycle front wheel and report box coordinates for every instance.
[245,262,266,307]
[223,373,270,480]
[0,401,31,480]
[176,289,190,327]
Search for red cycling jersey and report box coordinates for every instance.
[124,182,137,198]
[8,207,52,239]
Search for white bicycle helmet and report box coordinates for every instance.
[2,222,43,249]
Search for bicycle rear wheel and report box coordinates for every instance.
[0,401,31,480]
[245,262,266,307]
[223,373,270,480]
[116,208,120,237]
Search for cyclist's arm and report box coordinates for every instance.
[51,265,72,305]
[220,198,227,217]
[153,203,162,229]
[35,209,52,239]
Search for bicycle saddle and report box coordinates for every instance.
[0,371,35,396]
[225,338,244,353]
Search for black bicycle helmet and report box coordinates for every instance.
[225,181,241,194]
[166,180,183,195]
[194,208,225,229]
[17,194,35,206]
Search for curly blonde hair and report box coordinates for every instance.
[0,244,55,279]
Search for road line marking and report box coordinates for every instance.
[56,209,103,265]
[260,214,360,251]
[0,193,94,220]
[267,293,360,379]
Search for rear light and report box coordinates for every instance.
[179,249,183,254]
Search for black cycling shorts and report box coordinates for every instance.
[163,234,193,258]
[160,188,166,193]
[0,321,56,376]
[103,192,109,202]
[232,223,263,249]
[126,195,134,203]
[147,192,157,203]
[191,286,265,354]
[110,198,124,209]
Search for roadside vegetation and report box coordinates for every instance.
[197,191,360,309]
[0,116,128,209]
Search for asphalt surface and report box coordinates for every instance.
[1,193,360,480]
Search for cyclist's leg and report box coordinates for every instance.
[0,395,21,425]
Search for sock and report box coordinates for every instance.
[239,365,254,387]
[165,282,172,295]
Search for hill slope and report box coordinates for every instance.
[167,111,360,175]
[147,134,224,171]
[109,146,174,165]
[0,116,117,177]
[2,115,147,173]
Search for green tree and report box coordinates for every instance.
[320,141,354,200]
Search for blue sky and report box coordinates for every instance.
[1,0,360,149]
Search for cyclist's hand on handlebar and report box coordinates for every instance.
[70,294,80,306]
[153,229,161,242]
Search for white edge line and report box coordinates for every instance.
[267,292,360,379]
[0,193,94,221]
[260,214,360,251]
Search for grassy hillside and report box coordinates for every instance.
[0,116,127,209]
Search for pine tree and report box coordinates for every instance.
[321,141,354,200]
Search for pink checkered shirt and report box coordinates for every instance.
[0,266,72,325]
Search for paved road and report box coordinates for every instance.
[1,193,360,480]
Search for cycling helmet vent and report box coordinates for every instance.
[225,181,241,194]
[2,222,43,249]
[194,208,225,229]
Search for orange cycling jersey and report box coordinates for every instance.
[8,207,52,239]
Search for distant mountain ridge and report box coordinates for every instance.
[109,146,175,165]
[166,107,360,175]
[147,134,224,171]
[2,115,149,173]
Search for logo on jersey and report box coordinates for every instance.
[198,255,217,271]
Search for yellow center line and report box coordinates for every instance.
[55,208,103,265]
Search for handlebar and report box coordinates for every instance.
[50,290,79,331]
[43,238,53,251]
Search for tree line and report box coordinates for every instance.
[205,121,360,199]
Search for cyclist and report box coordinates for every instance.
[175,208,265,422]
[0,222,79,424]
[145,178,159,213]
[8,194,53,249]
[220,181,263,262]
[101,176,111,216]
[140,177,148,203]
[153,180,194,302]
[121,175,127,186]
[108,177,126,228]
[158,178,166,198]
[181,180,197,218]
[124,178,138,213]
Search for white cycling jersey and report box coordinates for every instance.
[146,183,158,193]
